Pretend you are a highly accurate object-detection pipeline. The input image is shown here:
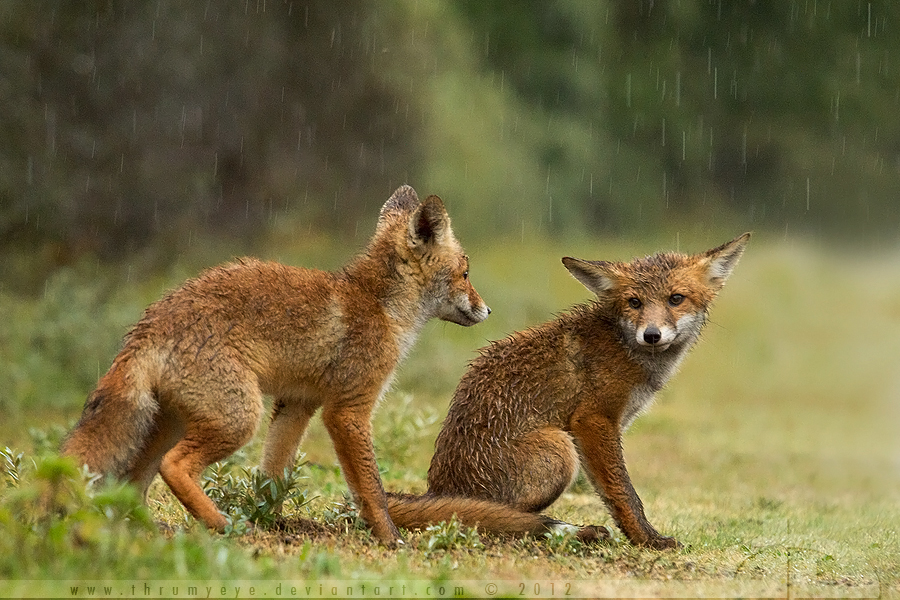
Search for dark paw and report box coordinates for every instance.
[382,536,405,549]
[371,524,405,548]
[644,535,680,550]
[577,525,611,544]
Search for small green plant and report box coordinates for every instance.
[1,453,155,561]
[374,393,440,473]
[202,459,311,533]
[28,425,70,457]
[321,494,365,535]
[419,516,484,556]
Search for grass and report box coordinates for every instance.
[1,233,898,598]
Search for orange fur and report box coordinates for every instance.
[389,234,749,549]
[61,185,490,544]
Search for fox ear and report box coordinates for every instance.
[376,185,421,235]
[703,232,750,287]
[408,195,449,247]
[380,185,420,218]
[562,257,617,296]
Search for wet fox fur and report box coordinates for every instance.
[60,185,490,544]
[388,233,749,549]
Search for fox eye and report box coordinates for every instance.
[668,293,685,306]
[462,270,469,280]
[628,297,642,309]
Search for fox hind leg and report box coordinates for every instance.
[507,428,610,542]
[158,382,264,531]
[429,426,607,541]
[505,428,580,512]
[126,406,185,500]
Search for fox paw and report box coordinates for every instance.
[386,537,405,549]
[577,525,611,544]
[643,535,681,550]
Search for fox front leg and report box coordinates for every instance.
[570,411,678,550]
[322,402,402,545]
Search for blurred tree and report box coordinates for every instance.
[605,0,900,235]
[453,0,900,238]
[2,0,899,268]
[0,0,420,261]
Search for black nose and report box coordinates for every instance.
[486,306,491,315]
[643,326,661,345]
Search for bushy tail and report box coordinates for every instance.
[60,351,158,480]
[387,492,560,538]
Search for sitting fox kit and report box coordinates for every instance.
[388,233,749,549]
[61,185,490,544]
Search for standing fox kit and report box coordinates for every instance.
[61,185,490,544]
[389,233,749,549]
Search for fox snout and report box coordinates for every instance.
[445,288,491,326]
[636,322,676,349]
[627,302,679,350]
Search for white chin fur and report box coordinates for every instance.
[642,342,672,352]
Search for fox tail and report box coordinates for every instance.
[386,493,607,542]
[60,349,159,481]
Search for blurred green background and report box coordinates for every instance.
[1,0,899,490]
[3,0,900,272]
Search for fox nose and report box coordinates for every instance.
[643,326,662,345]
[486,306,492,315]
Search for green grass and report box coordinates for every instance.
[1,234,898,598]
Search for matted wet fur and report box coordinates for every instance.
[388,233,749,549]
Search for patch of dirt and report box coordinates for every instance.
[269,516,342,544]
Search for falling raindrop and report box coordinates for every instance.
[663,172,668,208]
[806,177,810,211]
[180,105,186,148]
[626,73,632,108]
[867,2,872,38]
[675,71,681,106]
[741,126,747,172]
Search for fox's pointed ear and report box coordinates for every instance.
[380,185,420,218]
[562,257,617,296]
[409,195,449,247]
[703,232,750,287]
[376,185,421,235]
